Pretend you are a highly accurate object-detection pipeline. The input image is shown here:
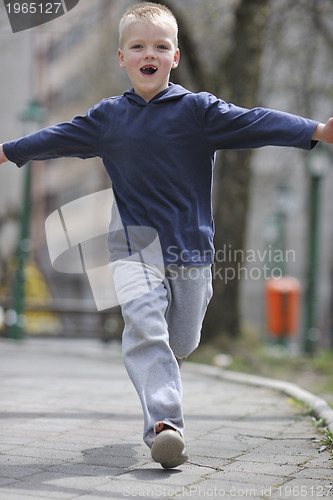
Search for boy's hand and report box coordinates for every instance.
[312,117,333,143]
[0,144,8,164]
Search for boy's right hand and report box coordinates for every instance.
[0,144,8,164]
[312,117,333,143]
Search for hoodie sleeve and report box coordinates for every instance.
[201,93,319,153]
[3,101,105,168]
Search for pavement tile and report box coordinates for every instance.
[211,469,291,487]
[224,459,303,477]
[3,446,79,461]
[235,450,317,465]
[0,477,17,488]
[294,462,333,480]
[0,465,48,479]
[48,463,127,477]
[0,485,75,500]
[43,474,113,491]
[191,443,251,456]
[300,451,333,470]
[247,439,319,456]
[0,454,65,466]
[0,492,43,500]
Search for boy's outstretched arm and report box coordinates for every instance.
[312,117,333,143]
[0,144,8,164]
[0,103,103,169]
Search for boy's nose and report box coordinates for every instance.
[144,49,156,59]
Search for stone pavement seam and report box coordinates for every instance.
[185,363,333,434]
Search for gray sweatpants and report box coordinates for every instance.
[112,262,213,448]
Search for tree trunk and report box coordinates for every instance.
[153,0,269,341]
[203,0,269,341]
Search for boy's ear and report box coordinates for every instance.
[172,48,180,69]
[118,49,126,68]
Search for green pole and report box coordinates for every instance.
[5,100,46,340]
[274,183,292,277]
[304,170,322,354]
[6,162,32,340]
[303,144,331,354]
[278,211,287,277]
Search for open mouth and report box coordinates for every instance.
[140,65,158,76]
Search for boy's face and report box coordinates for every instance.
[118,21,180,102]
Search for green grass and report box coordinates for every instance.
[322,429,333,448]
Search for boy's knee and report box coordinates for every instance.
[170,336,200,359]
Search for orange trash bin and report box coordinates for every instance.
[265,277,301,338]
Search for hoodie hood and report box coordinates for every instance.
[123,83,191,106]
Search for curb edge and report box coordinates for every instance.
[186,362,333,434]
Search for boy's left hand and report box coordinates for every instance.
[312,117,333,143]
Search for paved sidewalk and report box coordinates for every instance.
[0,338,332,500]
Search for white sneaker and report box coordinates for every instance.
[151,429,189,469]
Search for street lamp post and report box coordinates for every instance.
[304,144,330,354]
[6,100,46,340]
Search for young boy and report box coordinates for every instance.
[1,2,333,469]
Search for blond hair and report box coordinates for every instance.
[119,2,178,48]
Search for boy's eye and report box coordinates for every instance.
[132,44,142,49]
[157,45,169,50]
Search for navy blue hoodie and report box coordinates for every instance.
[3,84,318,265]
